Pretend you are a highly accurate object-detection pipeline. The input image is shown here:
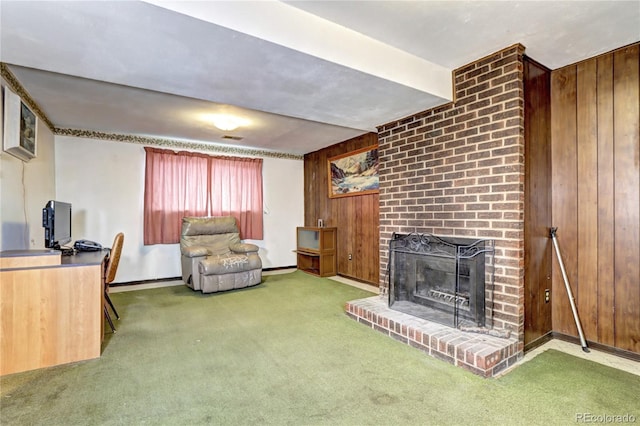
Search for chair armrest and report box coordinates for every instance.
[182,246,209,258]
[230,243,259,254]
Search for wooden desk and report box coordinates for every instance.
[0,249,107,376]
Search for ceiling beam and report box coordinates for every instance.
[143,0,453,101]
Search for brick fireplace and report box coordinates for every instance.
[388,232,494,328]
[347,44,526,377]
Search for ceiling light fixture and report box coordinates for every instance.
[209,114,250,132]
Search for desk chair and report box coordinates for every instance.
[104,232,124,332]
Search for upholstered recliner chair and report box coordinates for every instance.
[180,216,262,293]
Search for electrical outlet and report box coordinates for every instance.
[348,253,352,260]
[544,289,550,303]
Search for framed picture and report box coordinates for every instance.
[327,145,379,198]
[3,86,37,162]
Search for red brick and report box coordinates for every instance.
[377,45,525,336]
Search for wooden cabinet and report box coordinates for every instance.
[296,227,337,277]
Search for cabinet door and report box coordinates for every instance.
[319,228,337,276]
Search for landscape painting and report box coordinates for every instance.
[328,145,379,198]
[19,101,37,157]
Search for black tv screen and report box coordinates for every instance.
[43,200,72,249]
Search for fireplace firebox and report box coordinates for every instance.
[388,233,495,329]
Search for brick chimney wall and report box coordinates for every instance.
[377,45,526,339]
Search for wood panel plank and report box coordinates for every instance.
[596,52,616,346]
[353,196,362,278]
[613,45,640,353]
[524,58,552,345]
[303,152,317,226]
[550,65,579,336]
[354,194,378,283]
[576,58,599,340]
[365,194,380,284]
[344,200,352,273]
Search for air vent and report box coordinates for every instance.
[221,135,244,141]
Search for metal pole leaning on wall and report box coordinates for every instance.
[549,227,590,353]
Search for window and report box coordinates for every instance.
[143,147,263,244]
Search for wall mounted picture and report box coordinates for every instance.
[3,86,37,162]
[327,145,379,198]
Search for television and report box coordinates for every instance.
[42,200,72,249]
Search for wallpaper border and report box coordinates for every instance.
[1,63,303,160]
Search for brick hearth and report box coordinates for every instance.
[346,297,521,378]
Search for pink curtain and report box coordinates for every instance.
[144,147,263,244]
[209,156,264,240]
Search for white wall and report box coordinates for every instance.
[54,136,303,283]
[0,81,56,250]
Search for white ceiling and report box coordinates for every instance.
[1,1,638,156]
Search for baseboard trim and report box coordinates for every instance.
[110,266,297,288]
[110,277,181,287]
[524,332,554,353]
[552,332,640,362]
[336,273,377,287]
[264,266,296,272]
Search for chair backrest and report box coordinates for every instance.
[105,232,124,285]
[180,216,241,256]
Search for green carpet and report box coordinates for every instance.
[1,271,638,425]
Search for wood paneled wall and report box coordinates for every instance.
[304,133,379,285]
[551,43,639,354]
[524,57,553,346]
